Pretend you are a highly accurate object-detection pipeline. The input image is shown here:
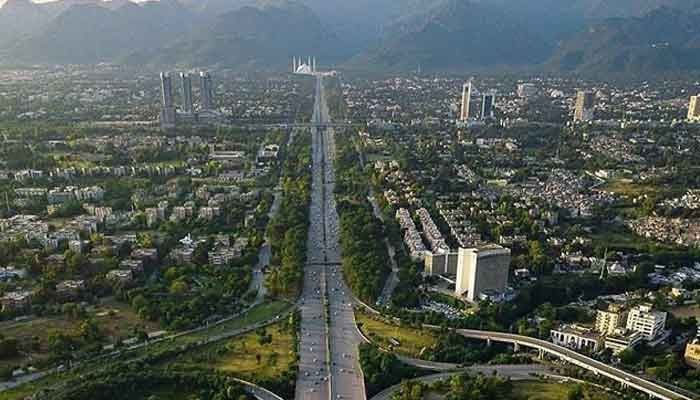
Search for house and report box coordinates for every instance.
[56,280,85,300]
[106,269,133,284]
[1,290,32,312]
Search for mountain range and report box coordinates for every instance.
[2,0,700,75]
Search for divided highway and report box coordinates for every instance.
[296,76,365,400]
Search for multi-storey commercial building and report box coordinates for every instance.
[573,90,595,122]
[481,92,495,120]
[460,81,472,121]
[604,330,643,355]
[688,95,700,122]
[626,304,667,341]
[595,304,628,335]
[200,71,214,110]
[181,73,194,114]
[160,72,176,129]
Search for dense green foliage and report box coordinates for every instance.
[34,366,252,400]
[266,133,311,299]
[335,131,391,303]
[122,253,254,331]
[359,343,426,397]
[338,201,390,302]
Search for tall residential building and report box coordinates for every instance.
[460,81,472,121]
[455,246,510,302]
[424,251,459,276]
[625,304,667,341]
[573,90,595,122]
[181,73,193,114]
[200,71,214,110]
[159,72,176,129]
[595,304,628,335]
[481,92,495,120]
[688,95,700,122]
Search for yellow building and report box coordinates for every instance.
[595,304,627,335]
[684,341,700,369]
[688,95,700,122]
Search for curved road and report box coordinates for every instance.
[456,329,693,400]
[234,378,285,400]
[369,364,550,400]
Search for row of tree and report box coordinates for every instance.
[335,133,391,303]
[266,133,311,299]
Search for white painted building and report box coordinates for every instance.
[551,324,602,353]
[625,305,667,341]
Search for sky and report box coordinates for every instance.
[0,0,148,5]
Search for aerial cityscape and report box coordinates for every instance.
[2,1,700,400]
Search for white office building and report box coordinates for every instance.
[626,305,667,341]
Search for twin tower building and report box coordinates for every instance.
[160,71,217,130]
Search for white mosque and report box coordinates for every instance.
[292,56,316,75]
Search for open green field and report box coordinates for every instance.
[190,300,292,340]
[511,380,620,400]
[601,179,660,197]
[356,312,437,358]
[172,321,295,380]
[601,178,685,199]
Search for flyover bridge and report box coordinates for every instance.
[456,329,694,400]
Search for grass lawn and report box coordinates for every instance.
[511,381,619,400]
[602,180,655,197]
[356,312,437,358]
[190,300,292,340]
[172,321,295,381]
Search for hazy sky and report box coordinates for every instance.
[0,0,148,5]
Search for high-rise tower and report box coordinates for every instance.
[688,95,700,122]
[181,73,193,114]
[573,90,595,122]
[460,81,472,121]
[200,71,214,111]
[481,92,495,120]
[160,72,176,129]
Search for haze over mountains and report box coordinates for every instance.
[2,0,700,74]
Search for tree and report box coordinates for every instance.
[65,250,88,275]
[0,338,19,359]
[566,384,584,400]
[169,280,189,295]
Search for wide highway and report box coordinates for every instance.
[296,75,365,400]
